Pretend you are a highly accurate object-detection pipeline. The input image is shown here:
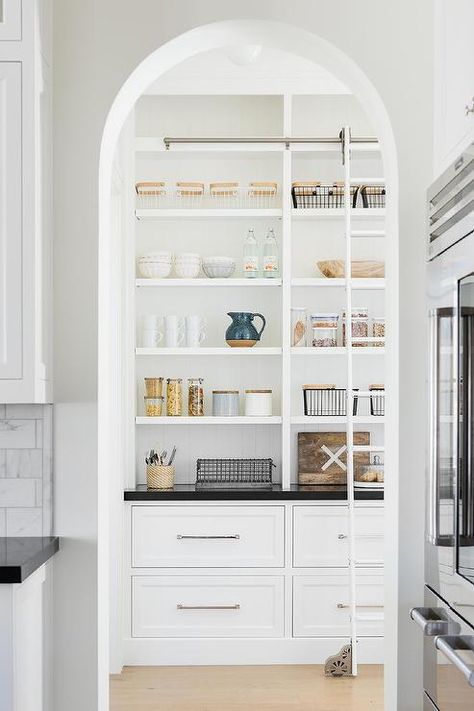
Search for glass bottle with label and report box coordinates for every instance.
[243,227,259,278]
[262,228,279,278]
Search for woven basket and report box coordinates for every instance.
[147,465,175,490]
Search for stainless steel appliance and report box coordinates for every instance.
[411,143,474,710]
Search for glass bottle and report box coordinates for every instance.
[243,227,259,278]
[262,228,279,278]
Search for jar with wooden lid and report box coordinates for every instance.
[244,389,273,417]
[166,378,182,417]
[188,378,204,417]
[342,307,368,347]
[144,396,164,417]
[212,390,239,417]
[144,377,164,398]
[372,317,385,347]
[291,307,307,347]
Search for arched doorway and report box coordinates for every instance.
[98,19,398,710]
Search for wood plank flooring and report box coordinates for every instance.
[110,664,383,710]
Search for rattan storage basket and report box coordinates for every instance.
[147,464,175,489]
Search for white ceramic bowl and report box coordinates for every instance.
[174,262,201,279]
[140,251,173,263]
[202,257,236,278]
[175,252,200,263]
[138,260,172,279]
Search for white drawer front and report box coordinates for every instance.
[293,571,384,637]
[132,505,285,568]
[132,575,284,638]
[293,506,384,567]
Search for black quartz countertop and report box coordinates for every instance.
[124,484,384,501]
[0,537,60,583]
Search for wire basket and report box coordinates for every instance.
[369,387,385,416]
[292,182,359,209]
[136,183,280,210]
[360,185,386,208]
[195,458,275,489]
[303,386,359,417]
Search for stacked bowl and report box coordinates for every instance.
[174,252,201,278]
[202,256,236,278]
[138,252,173,278]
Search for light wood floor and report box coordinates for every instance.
[110,665,383,710]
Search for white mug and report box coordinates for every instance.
[185,315,205,330]
[142,314,162,330]
[141,329,164,348]
[165,315,184,330]
[165,329,185,347]
[186,329,206,347]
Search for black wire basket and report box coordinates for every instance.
[195,458,275,489]
[369,387,385,416]
[360,185,386,208]
[302,387,359,417]
[292,183,359,209]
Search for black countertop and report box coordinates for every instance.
[124,484,384,501]
[0,537,60,584]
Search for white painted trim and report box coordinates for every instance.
[98,19,399,711]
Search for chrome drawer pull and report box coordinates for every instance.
[337,603,384,609]
[337,534,348,539]
[176,534,240,540]
[177,604,241,611]
[409,607,455,636]
[435,636,474,687]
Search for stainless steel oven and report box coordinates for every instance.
[411,143,474,710]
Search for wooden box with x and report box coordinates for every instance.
[297,431,370,485]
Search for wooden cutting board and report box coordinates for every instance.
[298,431,370,485]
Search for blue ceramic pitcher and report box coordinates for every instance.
[225,312,266,348]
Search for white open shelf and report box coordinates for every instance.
[136,416,283,425]
[136,347,282,356]
[291,416,385,425]
[291,278,385,289]
[292,208,385,220]
[136,278,282,288]
[290,347,385,356]
[135,208,283,220]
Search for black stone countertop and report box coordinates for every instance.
[0,537,59,583]
[124,484,384,501]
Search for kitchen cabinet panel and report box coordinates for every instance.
[0,0,21,41]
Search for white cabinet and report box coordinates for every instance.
[0,62,22,381]
[434,0,474,173]
[0,562,52,711]
[293,570,384,638]
[0,0,21,40]
[293,506,384,567]
[0,0,52,403]
[132,505,285,568]
[132,575,284,638]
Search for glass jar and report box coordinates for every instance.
[188,378,204,417]
[372,316,385,347]
[212,390,240,417]
[166,378,182,416]
[355,455,384,485]
[144,396,164,417]
[310,312,339,329]
[144,377,164,398]
[291,307,307,347]
[312,326,338,348]
[342,307,368,347]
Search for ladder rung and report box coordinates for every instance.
[355,612,384,622]
[351,177,386,185]
[352,445,385,453]
[351,230,386,238]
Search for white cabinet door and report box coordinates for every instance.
[132,575,285,638]
[0,62,22,380]
[435,0,474,172]
[13,566,45,711]
[293,506,384,567]
[0,0,21,40]
[293,571,384,638]
[132,505,285,568]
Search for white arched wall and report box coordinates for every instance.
[98,19,399,711]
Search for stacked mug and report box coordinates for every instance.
[185,315,206,347]
[164,315,184,347]
[141,315,164,348]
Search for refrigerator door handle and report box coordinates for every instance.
[435,635,474,687]
[410,607,458,636]
[428,309,440,545]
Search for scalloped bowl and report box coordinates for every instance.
[202,257,236,279]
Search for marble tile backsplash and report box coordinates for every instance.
[0,405,52,536]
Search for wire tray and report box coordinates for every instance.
[303,387,359,417]
[195,458,275,489]
[292,183,359,209]
[136,185,280,210]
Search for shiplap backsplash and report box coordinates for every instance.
[0,404,52,536]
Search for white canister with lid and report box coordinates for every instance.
[244,389,273,417]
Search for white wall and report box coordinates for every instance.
[53,2,433,709]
